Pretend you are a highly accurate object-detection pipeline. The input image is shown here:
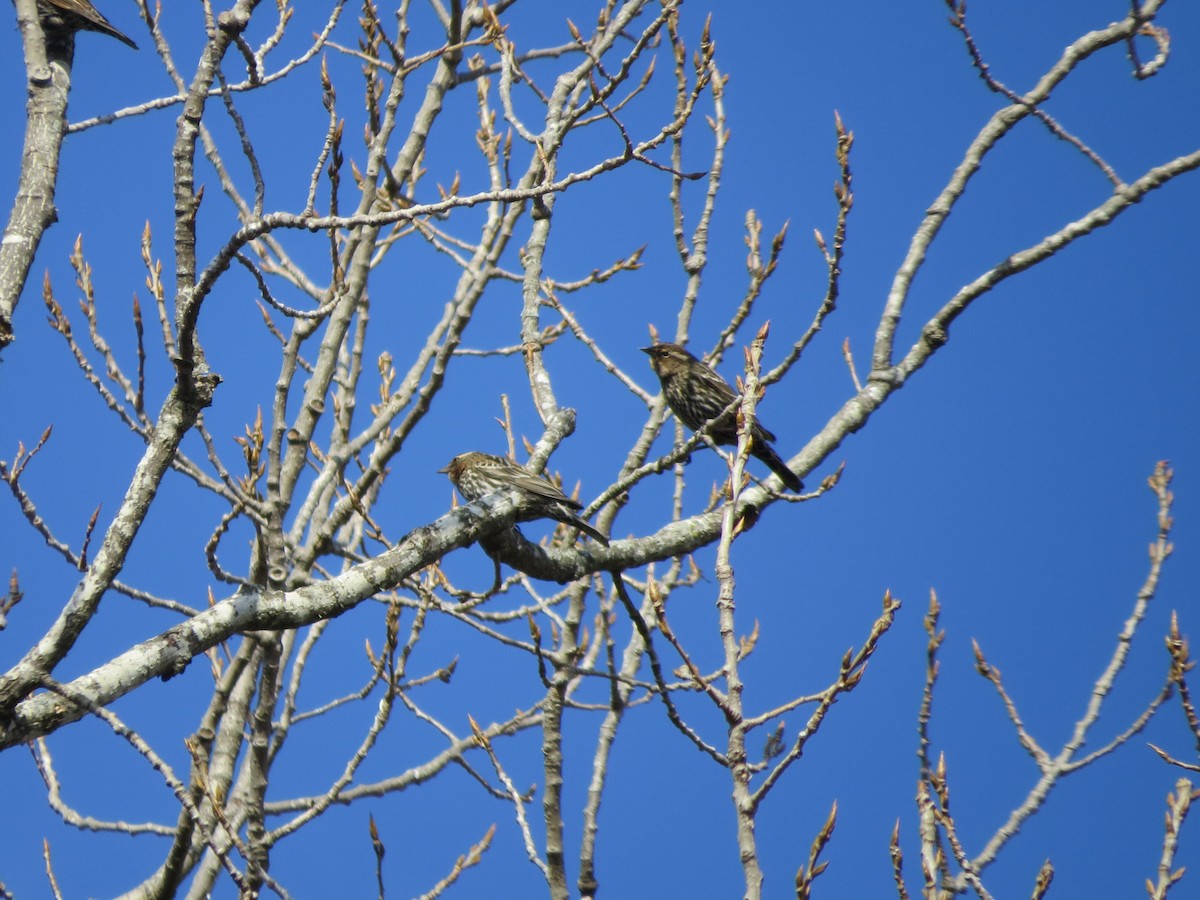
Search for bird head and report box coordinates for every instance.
[438,452,480,480]
[640,342,695,378]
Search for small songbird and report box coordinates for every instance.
[439,451,609,545]
[641,342,803,492]
[37,0,139,49]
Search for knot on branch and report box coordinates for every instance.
[216,10,251,35]
[867,366,904,387]
[922,321,949,349]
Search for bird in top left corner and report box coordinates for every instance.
[37,0,139,49]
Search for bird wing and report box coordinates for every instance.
[694,366,780,443]
[516,472,583,510]
[690,361,738,405]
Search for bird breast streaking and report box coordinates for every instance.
[641,342,803,492]
[439,451,608,545]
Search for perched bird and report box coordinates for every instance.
[439,451,609,545]
[641,342,803,492]
[37,0,139,49]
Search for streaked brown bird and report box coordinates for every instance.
[37,0,139,49]
[439,451,609,545]
[641,342,803,492]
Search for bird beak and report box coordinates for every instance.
[639,346,654,355]
[436,464,449,473]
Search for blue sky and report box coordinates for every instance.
[2,1,1199,897]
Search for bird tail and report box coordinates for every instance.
[551,507,608,545]
[754,445,804,493]
[570,517,610,546]
[105,25,139,50]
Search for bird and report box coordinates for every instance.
[439,451,609,545]
[641,342,803,492]
[37,0,139,49]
